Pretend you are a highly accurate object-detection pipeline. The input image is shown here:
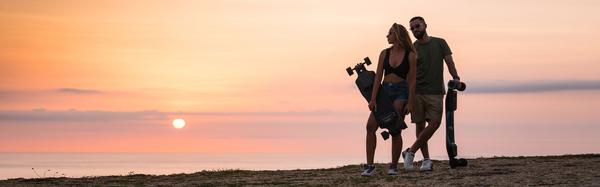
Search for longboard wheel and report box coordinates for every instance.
[449,158,468,168]
[346,67,353,76]
[449,158,458,168]
[381,131,390,140]
[457,82,466,91]
[364,57,371,65]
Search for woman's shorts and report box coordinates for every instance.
[382,81,409,102]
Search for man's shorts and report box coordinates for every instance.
[411,94,443,124]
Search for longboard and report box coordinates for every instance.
[445,80,468,168]
[346,57,404,140]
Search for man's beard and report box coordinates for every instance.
[414,31,426,40]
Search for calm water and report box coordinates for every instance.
[2,91,600,179]
[0,152,392,179]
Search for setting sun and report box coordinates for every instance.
[172,119,186,129]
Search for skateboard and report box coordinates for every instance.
[346,57,404,140]
[445,80,468,168]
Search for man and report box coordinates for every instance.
[402,16,461,171]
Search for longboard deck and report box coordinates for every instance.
[355,71,403,137]
[446,86,468,168]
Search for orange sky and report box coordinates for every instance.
[1,0,600,156]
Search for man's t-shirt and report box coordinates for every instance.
[414,36,452,95]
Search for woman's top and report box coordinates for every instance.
[383,48,410,79]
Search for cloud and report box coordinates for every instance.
[172,110,342,116]
[0,109,167,122]
[338,80,600,94]
[465,80,600,94]
[0,109,357,123]
[0,88,104,99]
[56,88,103,94]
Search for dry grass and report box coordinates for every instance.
[1,154,599,186]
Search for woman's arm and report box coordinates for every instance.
[369,49,386,111]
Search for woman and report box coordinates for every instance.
[361,23,417,176]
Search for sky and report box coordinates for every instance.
[1,0,600,158]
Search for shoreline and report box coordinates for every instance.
[1,154,599,186]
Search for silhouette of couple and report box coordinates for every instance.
[362,16,461,176]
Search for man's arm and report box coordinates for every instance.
[444,55,460,80]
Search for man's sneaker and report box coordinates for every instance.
[387,165,398,175]
[361,164,376,176]
[402,149,415,171]
[419,159,433,172]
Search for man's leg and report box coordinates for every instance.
[415,122,429,159]
[416,121,434,171]
[410,120,440,153]
[403,120,439,171]
[403,95,443,170]
[410,95,443,153]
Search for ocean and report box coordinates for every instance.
[0,152,375,179]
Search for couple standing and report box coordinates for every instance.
[362,16,462,176]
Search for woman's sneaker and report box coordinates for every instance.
[361,164,376,176]
[419,159,433,172]
[387,165,398,175]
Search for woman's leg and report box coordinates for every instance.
[391,100,406,166]
[366,113,378,165]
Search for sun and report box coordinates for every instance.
[172,118,186,129]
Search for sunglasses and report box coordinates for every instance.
[409,24,423,31]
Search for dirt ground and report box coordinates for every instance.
[1,154,599,186]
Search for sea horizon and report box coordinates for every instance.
[2,151,597,180]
